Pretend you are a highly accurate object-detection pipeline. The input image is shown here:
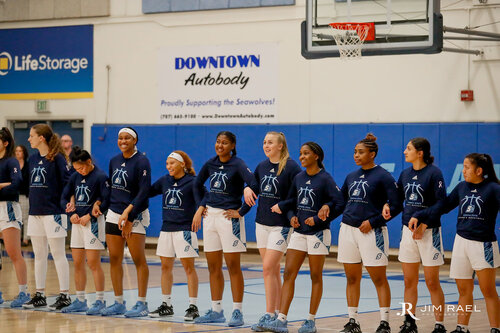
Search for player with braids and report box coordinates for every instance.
[337,133,402,333]
[23,124,72,311]
[0,127,30,308]
[263,142,345,333]
[442,153,500,333]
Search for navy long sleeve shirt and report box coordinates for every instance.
[193,155,257,212]
[108,151,151,222]
[28,152,70,215]
[443,180,500,242]
[0,157,22,202]
[61,165,110,217]
[150,173,206,232]
[239,159,302,226]
[278,169,345,235]
[398,164,446,228]
[341,165,402,228]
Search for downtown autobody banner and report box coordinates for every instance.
[158,43,278,123]
[0,25,93,99]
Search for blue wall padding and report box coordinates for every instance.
[91,123,500,250]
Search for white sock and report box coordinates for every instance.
[138,296,146,303]
[96,291,104,301]
[212,300,222,312]
[76,291,85,302]
[47,237,70,291]
[189,297,197,305]
[115,295,124,304]
[233,302,242,311]
[348,307,358,321]
[163,294,172,306]
[435,321,444,325]
[308,313,315,321]
[275,310,279,317]
[19,285,28,294]
[61,291,70,296]
[458,324,468,330]
[278,313,287,322]
[380,307,390,322]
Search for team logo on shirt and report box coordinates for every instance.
[165,188,183,207]
[75,184,91,204]
[460,194,483,215]
[349,180,369,199]
[404,182,424,203]
[298,186,316,207]
[210,171,228,190]
[111,168,128,187]
[31,166,47,185]
[261,175,279,194]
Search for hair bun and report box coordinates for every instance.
[72,146,82,154]
[365,133,377,142]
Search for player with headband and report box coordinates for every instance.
[100,127,151,318]
[148,150,204,321]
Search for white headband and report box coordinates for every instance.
[168,152,184,163]
[118,128,137,139]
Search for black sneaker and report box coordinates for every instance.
[450,326,470,333]
[399,320,418,333]
[340,318,362,333]
[22,292,47,309]
[432,324,446,333]
[148,302,173,318]
[48,293,71,311]
[376,320,391,333]
[491,329,500,333]
[184,304,199,321]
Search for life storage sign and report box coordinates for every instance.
[0,25,93,99]
[158,43,278,123]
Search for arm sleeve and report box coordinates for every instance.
[412,170,447,227]
[237,160,258,193]
[313,176,345,226]
[441,185,460,215]
[369,175,402,229]
[98,175,111,211]
[238,166,260,216]
[278,176,298,221]
[129,157,151,222]
[0,159,22,197]
[149,178,163,198]
[60,175,75,210]
[56,154,71,186]
[193,163,210,208]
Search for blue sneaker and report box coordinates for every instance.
[251,313,273,331]
[194,309,226,323]
[100,300,126,316]
[261,318,289,333]
[298,320,317,333]
[87,300,106,315]
[62,298,88,313]
[124,301,149,318]
[10,292,31,308]
[0,292,3,304]
[228,309,244,327]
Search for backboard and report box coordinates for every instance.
[302,0,443,59]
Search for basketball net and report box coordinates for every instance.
[329,23,371,60]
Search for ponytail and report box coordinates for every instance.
[69,146,92,164]
[466,153,499,184]
[32,124,65,162]
[173,150,196,176]
[0,127,15,159]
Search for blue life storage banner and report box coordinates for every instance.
[0,25,93,99]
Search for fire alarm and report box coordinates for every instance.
[461,90,474,101]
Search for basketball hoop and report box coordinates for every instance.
[329,23,375,60]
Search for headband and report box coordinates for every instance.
[168,152,184,163]
[118,128,137,139]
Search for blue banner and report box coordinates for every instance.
[0,25,93,99]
